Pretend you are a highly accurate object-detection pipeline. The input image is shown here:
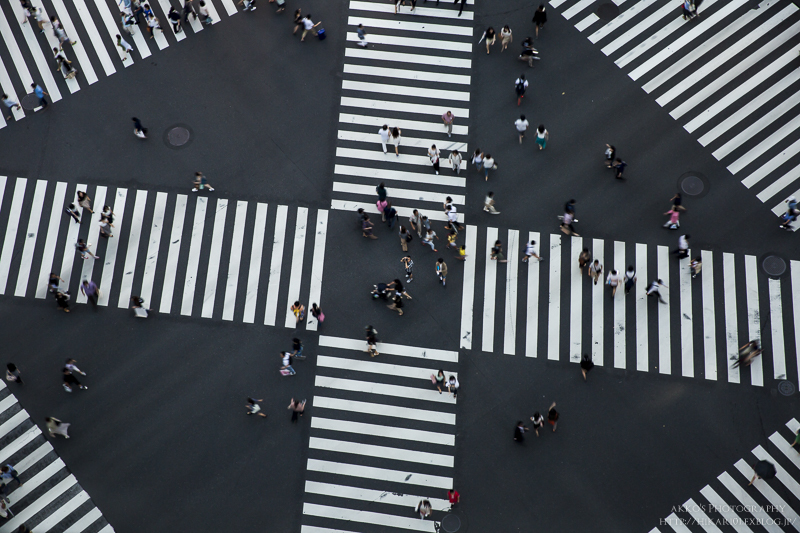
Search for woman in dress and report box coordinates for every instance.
[535,124,549,150]
[390,127,401,156]
[481,26,496,54]
[77,191,93,214]
[45,417,70,438]
[500,25,512,51]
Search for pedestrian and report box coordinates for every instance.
[145,12,162,38]
[300,14,321,41]
[530,412,544,436]
[292,8,302,32]
[198,0,212,23]
[522,239,541,262]
[388,278,412,299]
[447,375,459,399]
[399,225,412,252]
[53,48,76,79]
[385,201,398,229]
[273,0,285,13]
[589,259,603,285]
[238,0,256,11]
[444,203,463,232]
[454,0,465,16]
[356,23,367,46]
[401,255,414,282]
[578,247,591,272]
[604,144,615,167]
[663,207,680,229]
[780,209,799,230]
[734,340,761,368]
[310,303,324,325]
[479,26,496,54]
[422,228,438,252]
[183,0,196,21]
[168,6,182,31]
[547,402,559,432]
[456,244,467,261]
[691,0,702,17]
[646,279,667,304]
[390,126,401,156]
[290,301,305,324]
[416,500,432,520]
[279,351,296,376]
[45,417,70,439]
[55,290,71,312]
[690,256,702,278]
[532,4,546,37]
[484,191,500,214]
[290,337,305,359]
[246,398,267,417]
[2,95,21,120]
[491,240,507,263]
[31,82,48,109]
[500,25,512,51]
[482,154,495,181]
[130,295,150,317]
[624,266,636,294]
[288,398,306,422]
[116,34,133,60]
[560,211,579,236]
[580,353,594,381]
[192,172,215,192]
[365,325,379,356]
[441,111,454,137]
[447,488,460,509]
[514,421,528,442]
[65,203,80,223]
[748,461,774,486]
[472,148,483,172]
[515,75,528,106]
[65,359,86,376]
[420,215,431,239]
[564,198,576,214]
[132,117,147,138]
[432,369,445,393]
[671,193,687,212]
[675,234,690,259]
[375,181,387,202]
[77,191,93,213]
[435,258,447,286]
[34,6,48,31]
[63,368,87,391]
[790,429,800,451]
[446,229,457,250]
[535,125,549,150]
[611,158,627,179]
[80,280,100,308]
[515,114,529,144]
[387,292,404,315]
[428,145,440,175]
[378,125,390,154]
[409,209,422,237]
[51,17,77,47]
[5,364,22,385]
[99,217,114,238]
[76,239,99,260]
[606,270,622,297]
[682,0,693,19]
[449,149,462,174]
[362,214,377,239]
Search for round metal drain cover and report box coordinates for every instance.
[779,381,795,396]
[441,514,461,533]
[596,2,619,20]
[21,94,41,111]
[681,175,705,196]
[167,126,191,146]
[763,255,786,277]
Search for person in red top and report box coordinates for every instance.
[448,488,460,510]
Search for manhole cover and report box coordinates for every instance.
[680,175,705,196]
[21,94,41,111]
[763,255,786,277]
[779,380,795,396]
[441,514,461,533]
[167,126,190,146]
[596,2,620,20]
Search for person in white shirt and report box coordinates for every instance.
[646,279,666,303]
[606,269,623,297]
[515,114,529,144]
[676,234,690,259]
[447,375,459,399]
[448,149,462,174]
[378,124,391,154]
[428,145,440,175]
[522,239,542,262]
[484,191,500,215]
[116,34,133,60]
[301,14,320,41]
[444,203,463,231]
[482,154,495,181]
[624,266,636,294]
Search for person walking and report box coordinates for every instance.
[300,15,321,41]
[789,429,800,451]
[530,412,544,436]
[670,192,687,212]
[682,0,694,19]
[399,225,412,252]
[53,48,76,78]
[246,398,267,417]
[441,111,454,138]
[132,117,147,138]
[288,398,306,422]
[780,209,799,230]
[479,26,496,54]
[183,0,196,21]
[522,239,542,262]
[515,75,528,106]
[292,8,303,32]
[432,369,445,393]
[65,203,80,223]
[55,290,71,313]
[428,145,440,175]
[444,203,463,232]
[389,126,401,156]
[624,266,636,294]
[279,351,296,376]
[362,214,376,239]
[290,337,304,359]
[484,191,500,214]
[454,0,465,16]
[63,368,87,391]
[34,6,48,31]
[514,421,529,442]
[2,95,21,120]
[384,201,398,229]
[611,158,627,179]
[310,303,324,325]
[378,125,391,154]
[532,4,546,37]
[446,229,457,250]
[290,301,305,324]
[51,17,77,47]
[472,148,483,173]
[168,6,182,32]
[422,228,438,252]
[31,83,48,109]
[490,240,508,263]
[116,34,133,60]
[646,279,667,304]
[45,417,70,439]
[401,255,414,282]
[416,500,432,520]
[589,259,603,285]
[580,353,594,381]
[604,144,616,167]
[560,211,579,236]
[99,217,114,238]
[409,209,422,237]
[76,239,99,260]
[447,375,459,399]
[80,280,100,308]
[500,25,512,51]
[482,154,495,181]
[387,292,404,315]
[356,23,367,46]
[690,256,702,278]
[376,182,387,209]
[198,0,213,23]
[663,207,680,229]
[192,172,215,192]
[5,364,22,385]
[449,149,462,174]
[77,190,93,213]
[578,247,591,272]
[515,114,529,144]
[606,269,622,298]
[365,325,379,357]
[388,278,412,299]
[547,402,559,432]
[535,125,549,150]
[420,215,431,240]
[435,258,447,286]
[675,234,690,259]
[145,11,162,38]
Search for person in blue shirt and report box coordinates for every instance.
[31,83,47,108]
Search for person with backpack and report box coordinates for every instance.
[515,75,528,106]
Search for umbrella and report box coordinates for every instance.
[754,460,776,480]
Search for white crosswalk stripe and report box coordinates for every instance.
[301,335,459,531]
[657,419,800,532]
[0,178,328,327]
[548,0,800,227]
[331,0,475,229]
[461,225,800,387]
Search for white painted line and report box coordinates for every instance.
[768,278,787,380]
[302,503,437,532]
[317,355,457,381]
[699,485,753,533]
[340,112,470,136]
[316,376,456,404]
[345,47,471,69]
[200,198,228,318]
[737,454,800,530]
[0,178,27,294]
[0,396,17,414]
[769,428,800,474]
[333,182,464,205]
[305,459,452,488]
[96,188,127,305]
[304,481,451,511]
[31,491,90,532]
[336,146,467,169]
[26,0,79,94]
[334,164,466,188]
[742,137,800,190]
[346,16,473,36]
[635,243,647,372]
[222,201,247,321]
[678,251,693,377]
[601,1,678,56]
[0,56,19,126]
[309,437,453,467]
[311,418,454,446]
[331,200,461,224]
[342,78,471,102]
[243,202,267,324]
[9,460,66,502]
[613,241,625,369]
[180,196,207,316]
[574,13,599,32]
[0,427,42,467]
[306,210,328,332]
[75,186,107,297]
[219,0,238,16]
[592,239,604,366]
[0,8,34,93]
[341,96,469,119]
[615,15,684,68]
[345,32,472,52]
[525,231,541,358]
[91,0,134,64]
[337,129,468,153]
[264,205,287,326]
[749,448,800,517]
[730,107,800,174]
[14,180,46,297]
[49,0,102,81]
[0,475,77,533]
[349,0,474,20]
[717,470,781,533]
[343,64,470,85]
[682,498,723,533]
[657,245,670,374]
[159,194,187,314]
[116,189,147,307]
[14,2,63,101]
[319,335,459,362]
[700,251,716,380]
[588,0,658,44]
[35,181,66,299]
[482,227,498,353]
[59,184,85,289]
[793,262,800,387]
[548,233,561,360]
[149,17,171,51]
[504,229,519,355]
[744,256,763,386]
[7,439,52,473]
[62,507,102,533]
[758,161,800,205]
[284,207,308,328]
[569,236,583,363]
[313,396,456,425]
[140,192,167,305]
[724,253,739,383]
[0,411,29,441]
[563,0,595,20]
[460,225,477,349]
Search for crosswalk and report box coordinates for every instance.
[548,0,800,224]
[460,225,800,387]
[0,177,329,328]
[301,335,458,533]
[0,0,244,129]
[330,0,475,225]
[653,418,800,533]
[0,380,114,533]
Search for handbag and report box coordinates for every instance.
[406,233,413,242]
[430,374,436,384]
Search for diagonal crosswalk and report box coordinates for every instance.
[0,177,328,327]
[461,225,800,388]
[301,335,459,533]
[548,0,800,226]
[652,418,800,533]
[330,0,474,226]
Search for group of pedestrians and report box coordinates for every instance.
[514,401,558,442]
